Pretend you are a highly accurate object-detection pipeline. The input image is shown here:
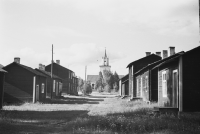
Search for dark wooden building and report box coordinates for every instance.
[35,64,63,98]
[0,68,7,109]
[72,76,78,95]
[134,47,184,102]
[127,53,161,100]
[45,60,77,95]
[3,58,47,103]
[155,46,200,112]
[119,74,129,97]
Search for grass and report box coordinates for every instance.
[1,94,200,134]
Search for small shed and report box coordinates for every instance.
[35,64,63,98]
[3,58,47,103]
[0,68,7,109]
[127,53,161,100]
[155,46,200,112]
[134,49,184,102]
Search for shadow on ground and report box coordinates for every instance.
[0,110,89,134]
[45,96,104,104]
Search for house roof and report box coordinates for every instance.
[120,74,129,80]
[87,75,99,82]
[46,62,73,72]
[3,62,46,77]
[35,69,62,80]
[135,51,185,75]
[0,68,7,73]
[126,54,161,68]
[153,46,200,69]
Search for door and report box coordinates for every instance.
[36,85,39,101]
[56,82,59,96]
[172,70,178,108]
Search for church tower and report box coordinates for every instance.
[100,48,111,73]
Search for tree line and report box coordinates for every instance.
[77,70,120,94]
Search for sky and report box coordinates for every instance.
[0,0,199,79]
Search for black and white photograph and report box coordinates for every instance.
[0,0,199,133]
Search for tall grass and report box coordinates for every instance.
[63,100,200,134]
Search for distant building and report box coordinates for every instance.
[87,49,124,89]
[99,48,111,74]
[35,64,63,98]
[127,52,161,100]
[45,60,78,95]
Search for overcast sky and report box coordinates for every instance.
[0,0,199,78]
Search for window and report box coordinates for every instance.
[53,80,56,92]
[59,82,62,92]
[136,78,140,97]
[69,72,70,79]
[145,76,148,92]
[162,71,167,97]
[41,83,45,93]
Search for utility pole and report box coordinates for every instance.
[51,44,53,99]
[84,65,87,95]
[51,44,53,78]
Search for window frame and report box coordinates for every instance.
[162,70,167,97]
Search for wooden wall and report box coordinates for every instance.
[182,47,200,112]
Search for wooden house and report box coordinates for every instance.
[127,53,161,100]
[35,64,63,98]
[0,68,7,109]
[45,60,77,95]
[134,47,184,102]
[72,76,78,95]
[119,74,129,97]
[155,46,200,112]
[3,58,47,103]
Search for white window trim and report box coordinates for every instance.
[162,71,167,97]
[137,78,140,97]
[53,80,56,92]
[41,83,45,93]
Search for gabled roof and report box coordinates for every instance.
[87,75,99,82]
[46,62,73,72]
[35,69,62,80]
[126,54,161,68]
[0,68,7,73]
[135,51,185,75]
[153,46,200,69]
[119,74,128,80]
[3,62,46,77]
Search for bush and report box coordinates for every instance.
[83,83,92,95]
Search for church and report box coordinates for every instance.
[87,49,123,89]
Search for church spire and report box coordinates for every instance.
[105,48,107,58]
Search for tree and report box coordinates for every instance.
[83,81,92,95]
[113,71,120,91]
[78,78,84,91]
[103,70,114,92]
[95,71,104,92]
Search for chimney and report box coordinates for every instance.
[14,57,20,64]
[163,50,168,59]
[156,52,161,57]
[39,64,43,70]
[56,60,60,65]
[42,65,45,70]
[145,52,151,56]
[169,46,175,56]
